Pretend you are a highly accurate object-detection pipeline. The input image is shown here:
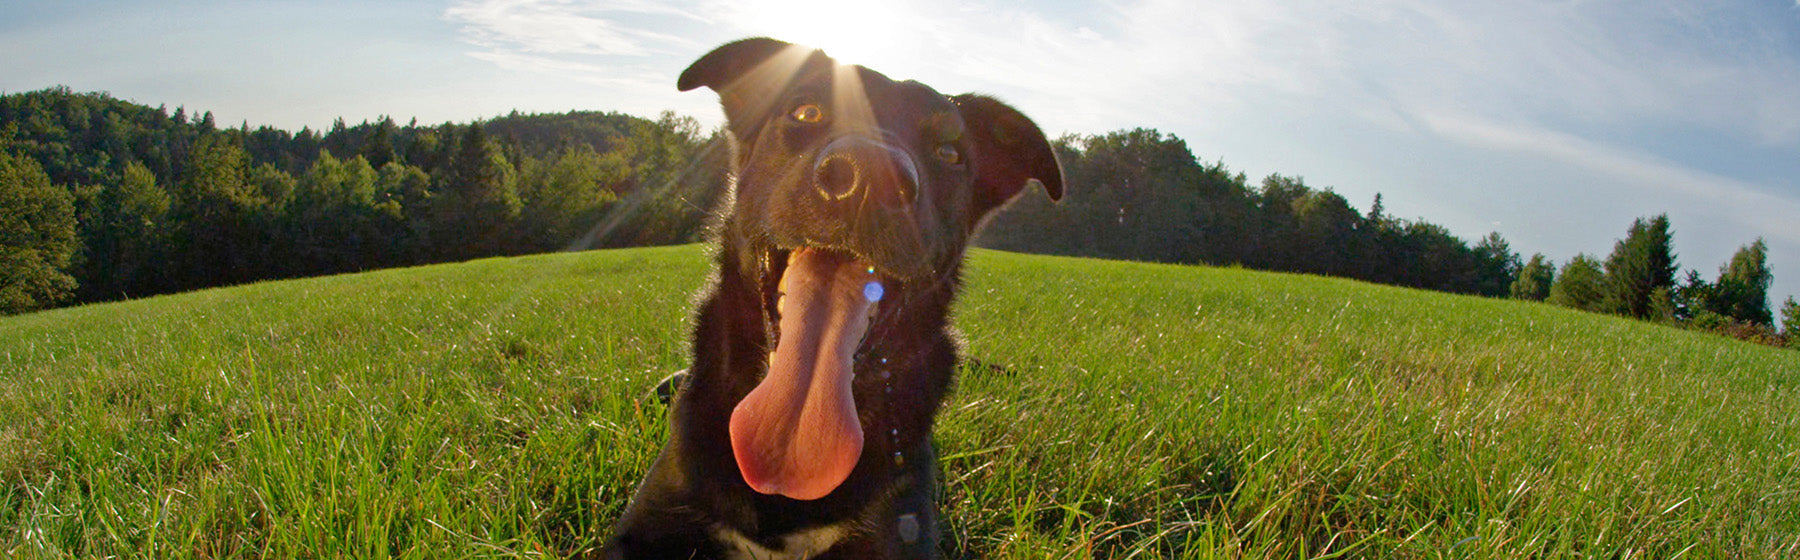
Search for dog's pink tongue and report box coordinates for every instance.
[730,249,874,500]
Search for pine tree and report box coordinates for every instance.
[431,123,520,261]
[1602,214,1677,319]
[1472,232,1521,298]
[360,117,399,169]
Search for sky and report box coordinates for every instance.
[5,0,1800,313]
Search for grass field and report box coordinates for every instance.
[2,245,1796,558]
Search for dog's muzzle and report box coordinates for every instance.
[812,136,920,209]
[759,133,938,282]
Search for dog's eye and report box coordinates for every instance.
[934,143,962,165]
[791,104,825,124]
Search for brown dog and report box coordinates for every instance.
[603,38,1062,559]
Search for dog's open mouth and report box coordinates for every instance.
[729,247,886,500]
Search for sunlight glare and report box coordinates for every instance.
[736,0,908,69]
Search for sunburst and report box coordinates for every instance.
[733,0,909,70]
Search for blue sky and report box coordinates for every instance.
[5,0,1800,310]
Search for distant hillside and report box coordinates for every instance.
[0,87,730,307]
[0,86,684,187]
[0,246,1794,557]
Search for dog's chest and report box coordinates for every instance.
[712,523,850,560]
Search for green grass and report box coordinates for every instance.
[2,245,1796,558]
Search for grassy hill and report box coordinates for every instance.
[2,246,1795,558]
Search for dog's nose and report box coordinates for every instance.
[813,137,918,207]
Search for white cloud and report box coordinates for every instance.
[1418,110,1800,247]
[1356,1,1800,145]
[463,49,662,88]
[444,0,704,56]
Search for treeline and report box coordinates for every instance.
[981,129,1519,296]
[979,129,1797,348]
[0,87,727,310]
[1509,215,1797,347]
[2,88,1795,348]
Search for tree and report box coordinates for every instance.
[1250,174,1310,270]
[0,151,79,313]
[1549,254,1607,312]
[1087,129,1208,263]
[431,123,521,261]
[375,161,433,262]
[1780,296,1799,349]
[1648,286,1677,324]
[286,151,388,274]
[1673,270,1716,322]
[605,125,730,248]
[76,159,171,300]
[1291,188,1361,277]
[250,161,297,210]
[1602,214,1677,319]
[360,117,399,169]
[1387,221,1475,293]
[1511,253,1555,301]
[169,133,278,290]
[1471,232,1521,298]
[518,145,627,251]
[1712,239,1772,326]
[1189,161,1254,266]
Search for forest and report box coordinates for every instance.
[0,87,730,308]
[2,87,1794,346]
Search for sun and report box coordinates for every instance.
[734,0,909,69]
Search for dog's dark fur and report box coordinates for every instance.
[601,38,1061,559]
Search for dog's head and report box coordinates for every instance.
[681,38,1061,501]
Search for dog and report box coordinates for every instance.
[601,38,1062,559]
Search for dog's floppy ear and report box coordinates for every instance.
[678,37,796,92]
[954,94,1064,215]
[681,38,830,142]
